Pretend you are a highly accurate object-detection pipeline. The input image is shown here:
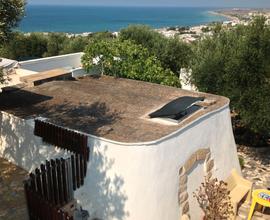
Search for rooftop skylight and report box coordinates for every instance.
[149,96,204,122]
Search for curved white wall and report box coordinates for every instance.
[0,104,240,220]
[18,53,83,73]
[75,105,240,220]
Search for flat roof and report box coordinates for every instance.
[0,76,229,143]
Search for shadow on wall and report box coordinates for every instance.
[76,138,129,220]
[0,90,128,219]
[46,102,128,219]
[0,112,70,172]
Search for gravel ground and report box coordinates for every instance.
[237,145,270,189]
[0,158,28,220]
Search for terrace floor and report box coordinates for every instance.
[0,158,28,220]
[237,203,270,220]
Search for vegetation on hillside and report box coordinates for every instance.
[0,0,25,43]
[190,17,270,139]
[0,32,115,61]
[82,39,180,87]
[120,25,192,77]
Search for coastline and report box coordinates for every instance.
[22,15,227,37]
[19,6,229,34]
[19,8,253,41]
[208,11,239,22]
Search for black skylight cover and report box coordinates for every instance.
[149,96,204,120]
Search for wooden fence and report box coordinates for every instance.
[34,119,89,162]
[24,120,91,219]
[24,180,74,220]
[24,155,88,219]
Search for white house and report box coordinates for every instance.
[0,55,240,220]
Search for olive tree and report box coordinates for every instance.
[0,0,26,42]
[0,0,25,84]
[190,17,270,135]
[82,39,181,87]
[120,25,192,77]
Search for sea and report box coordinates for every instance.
[18,5,228,33]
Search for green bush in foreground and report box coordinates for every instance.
[190,17,270,135]
[82,39,181,87]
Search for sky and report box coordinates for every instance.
[27,0,270,8]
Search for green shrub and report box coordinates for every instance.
[190,16,270,135]
[238,156,245,170]
[0,32,47,60]
[120,25,192,76]
[82,39,181,87]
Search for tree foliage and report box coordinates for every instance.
[0,0,25,42]
[82,39,180,87]
[0,32,48,60]
[190,17,270,135]
[0,32,115,61]
[59,36,90,55]
[120,25,192,76]
[0,0,25,84]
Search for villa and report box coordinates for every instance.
[0,53,241,220]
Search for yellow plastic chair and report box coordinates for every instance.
[226,168,253,218]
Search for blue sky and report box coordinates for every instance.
[28,0,270,8]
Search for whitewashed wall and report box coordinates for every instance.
[0,111,69,172]
[15,52,99,78]
[0,103,240,220]
[75,104,240,220]
[72,66,101,78]
[18,52,83,73]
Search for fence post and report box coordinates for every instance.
[51,159,60,205]
[56,158,64,205]
[35,168,43,195]
[40,164,49,201]
[71,154,76,190]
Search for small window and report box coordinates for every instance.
[149,96,204,122]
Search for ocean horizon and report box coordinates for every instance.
[18,5,228,33]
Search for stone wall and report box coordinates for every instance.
[178,148,214,219]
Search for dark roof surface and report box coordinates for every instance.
[0,76,229,142]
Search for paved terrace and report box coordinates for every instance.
[0,76,228,143]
